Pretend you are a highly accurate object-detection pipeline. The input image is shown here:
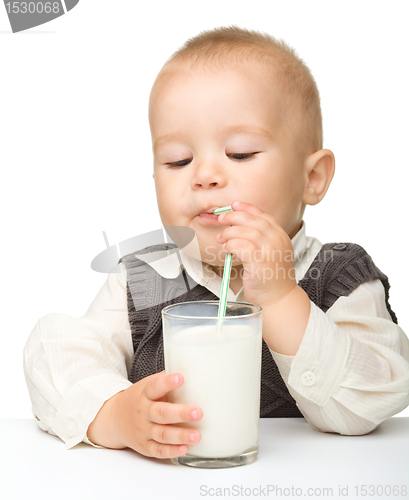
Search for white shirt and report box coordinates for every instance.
[23,221,409,450]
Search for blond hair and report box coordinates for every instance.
[151,25,323,156]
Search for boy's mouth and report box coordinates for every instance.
[197,206,223,224]
[198,206,221,215]
[198,213,220,223]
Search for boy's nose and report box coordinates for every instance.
[193,171,226,189]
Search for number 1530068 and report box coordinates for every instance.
[5,2,61,14]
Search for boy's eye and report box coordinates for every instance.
[229,153,258,161]
[165,153,258,168]
[166,158,193,168]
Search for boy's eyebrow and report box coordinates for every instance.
[152,125,273,152]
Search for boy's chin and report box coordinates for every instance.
[179,234,242,266]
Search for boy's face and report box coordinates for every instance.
[149,62,308,267]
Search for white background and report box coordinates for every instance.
[1,1,408,420]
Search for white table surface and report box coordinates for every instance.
[1,418,408,500]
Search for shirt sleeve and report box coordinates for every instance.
[22,263,134,450]
[269,278,409,435]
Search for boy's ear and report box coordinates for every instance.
[302,149,335,206]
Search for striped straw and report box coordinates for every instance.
[213,206,233,334]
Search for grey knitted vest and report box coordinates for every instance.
[118,242,398,418]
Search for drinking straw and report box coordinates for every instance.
[213,206,233,334]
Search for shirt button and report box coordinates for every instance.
[301,371,316,386]
[66,421,77,437]
[333,244,347,251]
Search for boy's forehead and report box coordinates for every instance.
[149,60,288,135]
[151,59,279,104]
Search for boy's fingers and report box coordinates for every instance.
[146,441,188,459]
[148,401,203,424]
[150,423,201,445]
[144,372,183,401]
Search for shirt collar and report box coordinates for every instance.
[133,230,205,282]
[292,219,309,263]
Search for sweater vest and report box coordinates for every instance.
[118,242,398,418]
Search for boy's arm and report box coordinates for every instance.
[263,278,409,435]
[23,264,134,450]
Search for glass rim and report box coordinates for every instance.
[161,300,262,320]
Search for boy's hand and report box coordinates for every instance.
[109,371,202,459]
[216,200,297,307]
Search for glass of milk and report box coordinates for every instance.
[162,300,263,469]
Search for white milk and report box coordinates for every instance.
[164,323,262,458]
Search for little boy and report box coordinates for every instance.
[23,25,409,460]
